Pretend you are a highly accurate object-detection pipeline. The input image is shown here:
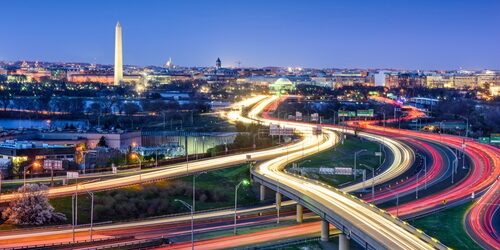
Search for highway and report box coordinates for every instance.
[0,201,300,247]
[465,178,500,250]
[3,94,494,248]
[247,96,446,249]
[0,98,321,202]
[0,95,443,249]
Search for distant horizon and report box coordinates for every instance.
[1,0,499,70]
[1,59,498,72]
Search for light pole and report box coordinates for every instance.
[155,149,158,168]
[175,199,194,250]
[23,161,40,186]
[297,159,311,168]
[192,171,206,239]
[360,164,375,200]
[415,169,424,199]
[451,154,458,184]
[131,153,142,169]
[202,136,205,157]
[385,186,399,217]
[234,179,250,235]
[84,190,95,241]
[417,153,427,190]
[354,149,367,180]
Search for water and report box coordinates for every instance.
[0,119,86,130]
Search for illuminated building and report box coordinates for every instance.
[477,70,500,88]
[332,71,374,88]
[0,140,75,175]
[452,74,477,89]
[165,57,174,68]
[269,77,296,95]
[114,21,123,85]
[68,73,114,84]
[384,72,425,88]
[425,75,453,88]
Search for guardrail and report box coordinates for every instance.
[5,236,133,250]
[252,169,450,250]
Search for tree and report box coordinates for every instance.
[0,90,11,111]
[97,136,108,147]
[123,102,141,115]
[2,184,66,225]
[88,102,102,115]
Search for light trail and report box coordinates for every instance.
[245,96,445,249]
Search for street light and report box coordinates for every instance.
[23,161,41,186]
[131,153,142,169]
[293,160,311,175]
[360,164,375,200]
[416,153,427,190]
[192,171,206,242]
[87,190,94,241]
[415,169,424,199]
[385,186,399,217]
[234,179,250,235]
[354,149,367,180]
[175,199,194,250]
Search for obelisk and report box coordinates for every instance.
[114,21,123,85]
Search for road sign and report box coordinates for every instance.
[478,137,490,144]
[270,124,280,135]
[43,159,64,170]
[311,113,319,121]
[66,171,79,179]
[338,110,356,117]
[269,124,294,136]
[295,111,302,121]
[491,134,500,144]
[357,109,374,117]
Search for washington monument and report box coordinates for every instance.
[114,21,123,85]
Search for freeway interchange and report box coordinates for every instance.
[0,95,498,249]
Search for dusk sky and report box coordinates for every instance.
[1,0,499,70]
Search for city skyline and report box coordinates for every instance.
[0,0,499,70]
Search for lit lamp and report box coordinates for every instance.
[23,161,41,186]
[131,153,142,169]
[234,179,251,234]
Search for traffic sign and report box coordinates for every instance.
[43,159,64,170]
[491,134,500,144]
[66,171,79,179]
[311,113,319,121]
[338,110,356,117]
[478,137,490,144]
[295,111,302,121]
[357,109,374,117]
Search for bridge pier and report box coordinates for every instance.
[339,233,350,250]
[260,184,266,201]
[296,204,303,223]
[321,220,329,241]
[275,192,282,210]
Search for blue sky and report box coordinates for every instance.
[1,0,499,70]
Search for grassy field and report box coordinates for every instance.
[50,164,257,224]
[287,135,384,187]
[409,202,481,250]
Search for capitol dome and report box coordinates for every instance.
[269,77,296,95]
[274,77,293,86]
